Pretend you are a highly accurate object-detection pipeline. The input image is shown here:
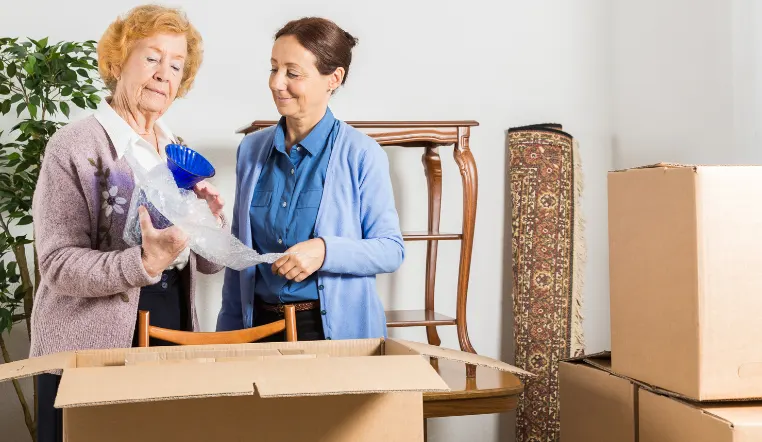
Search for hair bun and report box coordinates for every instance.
[344,31,358,47]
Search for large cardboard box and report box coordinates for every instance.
[559,354,637,442]
[639,389,762,442]
[0,338,530,442]
[608,163,762,400]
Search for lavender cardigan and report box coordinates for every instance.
[29,116,224,358]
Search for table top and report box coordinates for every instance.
[422,357,524,419]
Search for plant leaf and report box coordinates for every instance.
[27,103,37,119]
[7,63,16,78]
[60,101,70,118]
[24,55,36,74]
[0,85,9,95]
[16,102,25,117]
[17,216,33,226]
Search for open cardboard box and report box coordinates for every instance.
[0,338,531,442]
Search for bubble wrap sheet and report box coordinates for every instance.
[122,146,286,271]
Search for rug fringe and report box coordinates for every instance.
[570,139,586,356]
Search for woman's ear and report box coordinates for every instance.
[329,67,345,91]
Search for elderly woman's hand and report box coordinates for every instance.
[193,181,225,224]
[139,206,189,278]
[271,238,326,282]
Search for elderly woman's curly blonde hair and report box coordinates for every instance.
[97,5,203,98]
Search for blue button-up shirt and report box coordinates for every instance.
[250,108,338,304]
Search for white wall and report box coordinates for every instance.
[0,1,614,441]
[611,0,762,169]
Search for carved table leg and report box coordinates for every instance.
[422,144,443,347]
[453,127,478,377]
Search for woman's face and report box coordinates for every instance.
[114,33,187,116]
[269,35,341,120]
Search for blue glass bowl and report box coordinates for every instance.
[165,143,215,189]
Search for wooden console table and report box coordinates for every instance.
[237,120,480,376]
[422,357,523,440]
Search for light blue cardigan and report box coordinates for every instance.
[216,120,405,339]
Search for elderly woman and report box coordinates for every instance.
[217,17,404,341]
[29,5,224,442]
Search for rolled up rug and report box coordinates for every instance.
[508,123,586,442]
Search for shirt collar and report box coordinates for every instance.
[273,107,336,156]
[93,98,177,159]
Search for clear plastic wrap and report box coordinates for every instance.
[122,146,287,271]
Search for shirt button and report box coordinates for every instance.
[318,285,324,290]
[120,293,129,303]
[161,282,168,289]
[277,238,283,244]
[296,146,301,151]
[290,168,295,175]
[282,201,287,208]
[321,310,327,315]
[326,337,331,340]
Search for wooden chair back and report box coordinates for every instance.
[136,305,297,346]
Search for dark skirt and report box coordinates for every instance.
[36,268,187,442]
[131,268,189,347]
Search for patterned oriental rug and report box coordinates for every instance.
[508,123,586,442]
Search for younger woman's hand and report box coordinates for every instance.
[271,238,326,282]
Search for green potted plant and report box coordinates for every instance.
[0,36,103,441]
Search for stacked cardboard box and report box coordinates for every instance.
[561,163,762,441]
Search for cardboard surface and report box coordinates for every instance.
[57,353,449,408]
[559,359,637,442]
[0,351,74,381]
[639,389,762,442]
[608,164,762,400]
[64,393,423,442]
[385,339,534,376]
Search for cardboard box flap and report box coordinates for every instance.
[55,355,449,407]
[584,356,614,373]
[252,355,449,398]
[385,339,535,377]
[560,350,611,363]
[55,362,260,408]
[0,352,75,382]
[703,404,762,426]
[610,162,761,173]
[610,162,692,173]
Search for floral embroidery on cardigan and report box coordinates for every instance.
[88,156,123,248]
